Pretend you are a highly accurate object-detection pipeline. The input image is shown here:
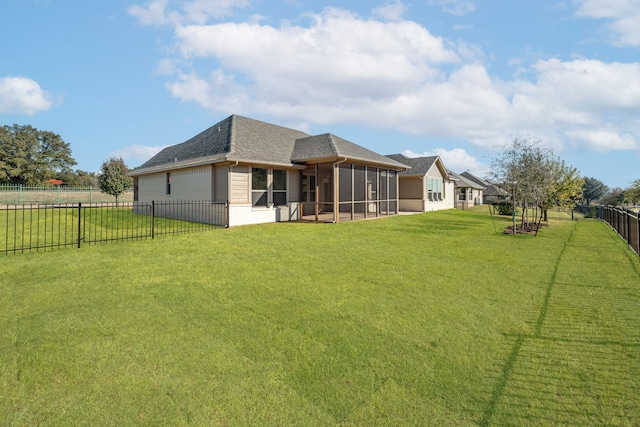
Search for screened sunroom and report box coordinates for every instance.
[300,161,400,223]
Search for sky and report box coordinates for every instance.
[1,0,639,189]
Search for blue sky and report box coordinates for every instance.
[2,0,639,189]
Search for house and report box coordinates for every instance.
[447,170,484,209]
[460,171,508,204]
[385,154,455,212]
[129,114,409,227]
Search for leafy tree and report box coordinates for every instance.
[97,157,131,205]
[582,177,608,205]
[0,124,76,185]
[58,169,98,187]
[601,187,626,206]
[540,157,584,221]
[627,179,640,205]
[490,135,583,233]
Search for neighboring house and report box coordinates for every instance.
[129,114,409,227]
[460,171,508,204]
[447,170,484,209]
[385,154,455,212]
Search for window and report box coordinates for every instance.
[252,167,267,206]
[166,173,171,195]
[272,169,287,206]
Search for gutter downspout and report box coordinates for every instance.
[333,157,348,223]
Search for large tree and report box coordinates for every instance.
[601,187,626,206]
[97,157,131,205]
[582,177,609,205]
[0,124,76,185]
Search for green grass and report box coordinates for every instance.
[1,207,639,425]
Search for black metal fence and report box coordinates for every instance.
[575,205,639,256]
[1,200,228,255]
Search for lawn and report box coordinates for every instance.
[1,207,639,425]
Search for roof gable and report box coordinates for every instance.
[386,154,447,177]
[293,134,409,169]
[447,170,484,188]
[138,115,234,169]
[460,171,490,187]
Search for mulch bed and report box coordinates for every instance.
[503,223,542,235]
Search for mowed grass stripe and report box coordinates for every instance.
[487,219,640,426]
[1,208,639,425]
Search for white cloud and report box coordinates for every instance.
[427,0,476,16]
[0,76,55,115]
[110,144,170,166]
[373,1,408,21]
[134,2,640,156]
[128,0,248,26]
[403,147,489,175]
[565,129,638,151]
[575,0,640,46]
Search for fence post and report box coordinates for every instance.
[627,208,632,247]
[77,203,82,248]
[225,201,230,228]
[151,200,155,239]
[637,210,640,255]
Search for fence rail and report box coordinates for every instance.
[575,205,640,256]
[1,200,228,255]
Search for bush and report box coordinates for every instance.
[494,201,513,215]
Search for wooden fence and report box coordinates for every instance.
[1,200,228,255]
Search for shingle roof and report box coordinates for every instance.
[292,134,409,169]
[132,114,409,174]
[460,171,490,187]
[386,154,439,176]
[447,170,484,188]
[483,183,509,196]
[136,115,309,172]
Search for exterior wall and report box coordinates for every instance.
[398,177,424,212]
[214,165,228,202]
[136,166,212,203]
[425,168,450,212]
[230,166,250,204]
[397,171,454,212]
[228,202,301,227]
[171,166,213,200]
[442,180,455,209]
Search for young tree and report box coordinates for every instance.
[0,124,77,185]
[541,157,585,221]
[582,177,609,205]
[490,136,583,233]
[97,157,131,205]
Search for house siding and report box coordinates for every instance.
[230,166,250,204]
[214,165,228,202]
[398,177,423,212]
[171,166,212,200]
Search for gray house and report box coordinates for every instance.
[447,170,484,209]
[129,114,409,226]
[460,171,508,204]
[385,154,455,212]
